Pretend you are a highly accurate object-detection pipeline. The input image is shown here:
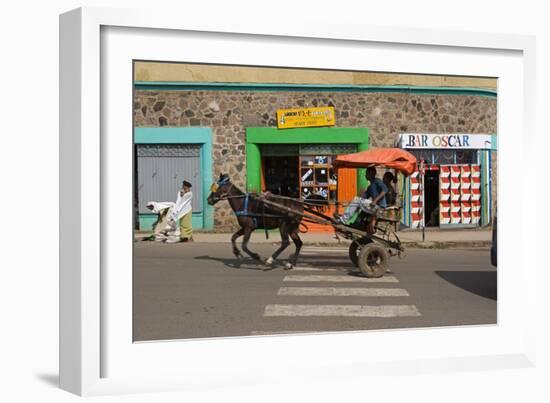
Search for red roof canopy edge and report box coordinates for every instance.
[333,148,418,176]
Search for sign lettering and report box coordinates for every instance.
[277,107,335,129]
[398,133,496,150]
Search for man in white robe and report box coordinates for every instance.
[165,180,194,243]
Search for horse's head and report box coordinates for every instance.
[207,174,233,205]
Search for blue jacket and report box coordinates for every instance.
[362,178,388,208]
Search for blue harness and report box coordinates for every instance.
[217,177,257,226]
[218,176,230,186]
[235,193,249,217]
[235,193,258,226]
[217,177,281,234]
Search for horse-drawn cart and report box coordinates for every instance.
[256,148,417,277]
[208,148,417,278]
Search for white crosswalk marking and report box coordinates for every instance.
[290,267,341,272]
[300,250,348,256]
[284,275,399,283]
[253,260,421,335]
[264,304,421,317]
[278,287,409,297]
[302,247,349,252]
[301,250,348,256]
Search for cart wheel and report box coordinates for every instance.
[349,238,372,267]
[357,243,389,278]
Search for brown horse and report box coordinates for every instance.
[207,174,304,270]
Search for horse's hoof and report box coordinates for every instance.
[265,257,274,266]
[284,263,294,270]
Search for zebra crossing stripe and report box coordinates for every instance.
[290,267,341,272]
[301,251,349,255]
[300,250,348,256]
[284,275,399,283]
[264,304,421,317]
[277,287,409,297]
[302,247,349,252]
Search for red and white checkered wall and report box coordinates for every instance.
[439,164,481,226]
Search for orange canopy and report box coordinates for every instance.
[333,148,417,176]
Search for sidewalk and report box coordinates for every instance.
[137,228,492,248]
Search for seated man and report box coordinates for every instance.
[382,171,398,207]
[336,166,388,233]
[382,171,400,227]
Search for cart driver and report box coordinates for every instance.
[335,166,388,231]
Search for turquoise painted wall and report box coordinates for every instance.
[134,127,214,230]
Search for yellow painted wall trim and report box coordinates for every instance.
[134,61,497,90]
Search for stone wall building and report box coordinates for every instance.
[134,64,497,232]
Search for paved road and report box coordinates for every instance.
[133,242,496,341]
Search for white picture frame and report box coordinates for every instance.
[60,7,537,396]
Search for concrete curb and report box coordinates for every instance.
[135,234,491,249]
[402,241,492,249]
[271,241,492,249]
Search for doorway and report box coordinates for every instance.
[263,156,299,198]
[424,169,440,227]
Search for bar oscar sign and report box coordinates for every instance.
[398,133,497,150]
[277,106,335,129]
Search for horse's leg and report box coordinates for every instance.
[242,226,261,261]
[265,221,290,267]
[286,223,303,270]
[231,227,244,258]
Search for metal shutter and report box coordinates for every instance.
[137,144,202,214]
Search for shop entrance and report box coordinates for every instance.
[424,170,440,227]
[261,147,343,205]
[263,156,299,198]
[260,145,357,232]
[247,127,371,232]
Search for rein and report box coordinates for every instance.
[215,184,337,237]
[217,183,236,200]
[215,186,284,239]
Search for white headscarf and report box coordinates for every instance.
[146,201,175,214]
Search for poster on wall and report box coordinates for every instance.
[439,164,481,227]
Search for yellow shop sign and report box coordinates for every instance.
[277,106,335,129]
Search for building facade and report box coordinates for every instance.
[133,65,497,232]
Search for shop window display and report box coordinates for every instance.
[300,155,337,201]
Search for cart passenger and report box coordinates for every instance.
[382,171,397,207]
[336,167,388,228]
[382,171,399,227]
